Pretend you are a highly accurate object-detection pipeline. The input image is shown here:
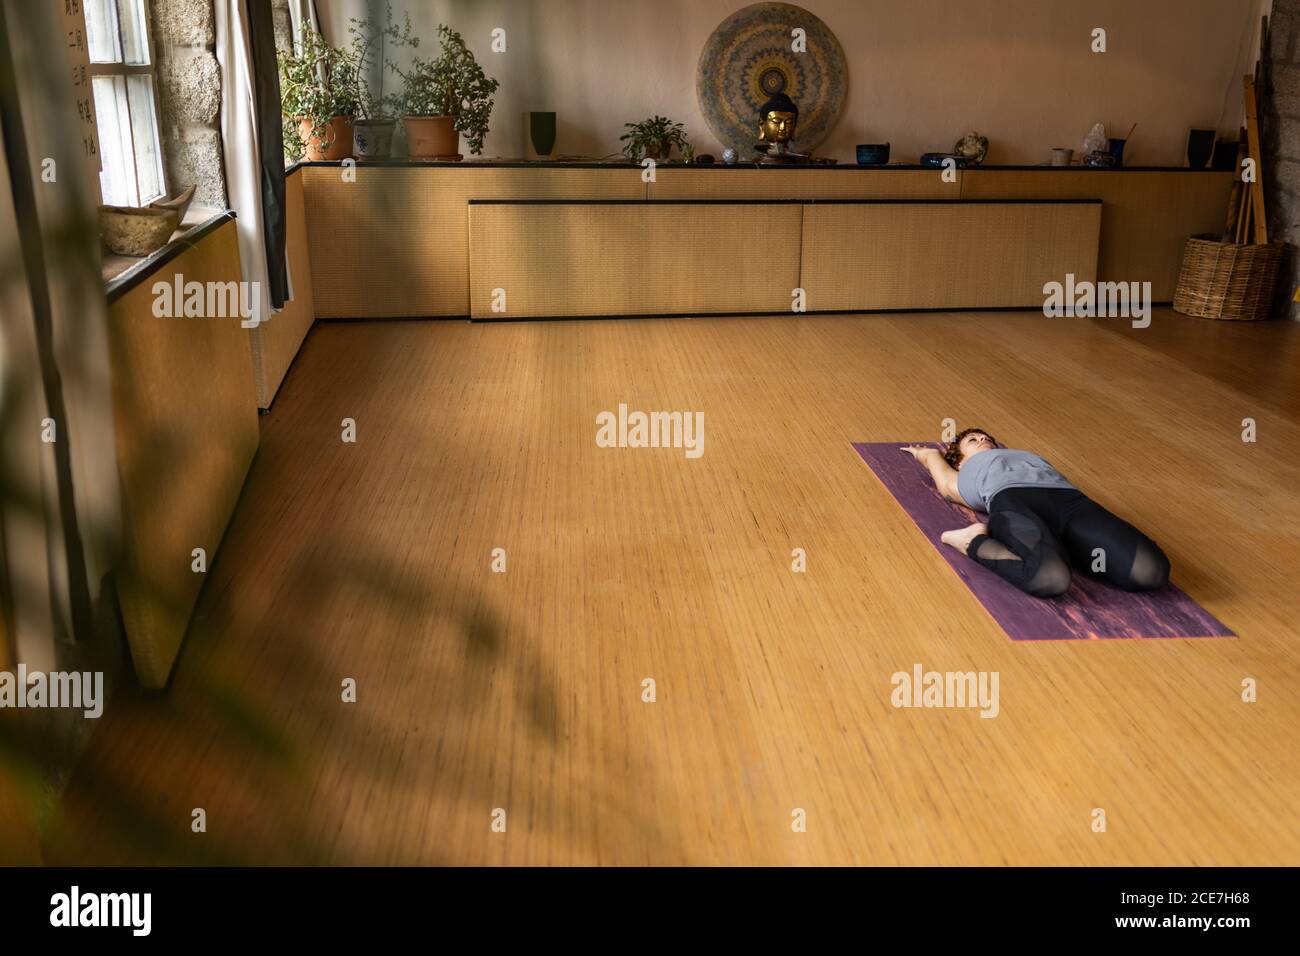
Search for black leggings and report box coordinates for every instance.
[966,486,1170,598]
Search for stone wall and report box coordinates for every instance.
[271,0,293,54]
[1263,0,1300,318]
[150,0,226,211]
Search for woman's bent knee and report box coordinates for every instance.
[1122,547,1170,591]
[1026,558,1072,598]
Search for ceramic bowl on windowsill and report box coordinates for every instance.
[98,185,196,257]
[151,183,196,222]
[98,205,179,257]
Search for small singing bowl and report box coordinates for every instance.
[856,143,890,165]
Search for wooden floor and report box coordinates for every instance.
[48,309,1300,865]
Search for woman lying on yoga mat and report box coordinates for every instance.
[901,429,1170,598]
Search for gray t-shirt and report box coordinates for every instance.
[956,448,1076,512]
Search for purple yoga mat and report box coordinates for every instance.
[852,442,1233,641]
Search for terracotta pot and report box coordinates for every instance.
[298,115,354,161]
[404,115,460,159]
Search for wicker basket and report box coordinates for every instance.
[1172,235,1283,321]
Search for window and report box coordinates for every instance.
[83,0,165,207]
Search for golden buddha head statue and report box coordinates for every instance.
[758,93,799,145]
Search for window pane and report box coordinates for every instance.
[84,0,122,64]
[92,76,137,207]
[127,76,164,203]
[117,0,150,66]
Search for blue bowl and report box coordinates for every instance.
[856,143,890,165]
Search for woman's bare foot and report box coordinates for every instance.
[941,523,987,555]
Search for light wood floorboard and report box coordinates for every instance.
[47,309,1300,865]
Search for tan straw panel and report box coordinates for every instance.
[108,219,260,688]
[651,167,960,200]
[800,202,1101,311]
[303,165,646,317]
[468,201,802,318]
[960,170,1233,299]
[248,168,315,407]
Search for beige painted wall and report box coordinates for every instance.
[317,0,1268,166]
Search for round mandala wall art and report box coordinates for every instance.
[696,2,848,156]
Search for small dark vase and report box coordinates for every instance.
[1107,137,1127,167]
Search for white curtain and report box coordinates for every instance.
[288,0,322,53]
[214,0,275,333]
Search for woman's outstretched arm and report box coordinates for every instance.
[900,445,963,503]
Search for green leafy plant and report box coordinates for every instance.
[348,1,400,121]
[620,116,690,162]
[278,26,359,159]
[388,24,499,155]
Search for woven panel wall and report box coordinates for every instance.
[469,202,803,318]
[303,166,646,318]
[248,169,315,407]
[800,202,1101,311]
[650,168,960,200]
[108,220,260,687]
[960,171,1233,300]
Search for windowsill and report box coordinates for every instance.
[103,208,236,306]
[100,206,227,286]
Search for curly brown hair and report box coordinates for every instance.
[943,427,997,469]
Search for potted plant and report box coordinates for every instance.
[389,23,499,160]
[278,26,359,162]
[348,2,399,159]
[620,116,690,162]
